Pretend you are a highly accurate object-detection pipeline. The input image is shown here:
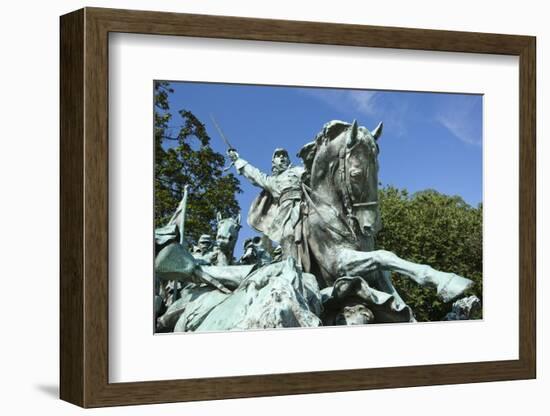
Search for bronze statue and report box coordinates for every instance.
[228,148,304,261]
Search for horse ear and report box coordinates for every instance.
[372,122,383,141]
[216,212,222,222]
[236,213,241,225]
[347,120,359,148]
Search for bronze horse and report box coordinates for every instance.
[298,120,472,305]
[214,212,241,266]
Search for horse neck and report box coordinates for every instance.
[308,159,369,249]
[307,181,352,235]
[306,183,372,253]
[309,162,346,215]
[221,238,236,255]
[216,248,232,265]
[311,181,343,209]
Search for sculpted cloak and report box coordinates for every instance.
[234,158,304,244]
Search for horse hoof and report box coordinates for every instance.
[437,274,473,302]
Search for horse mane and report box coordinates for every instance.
[297,120,351,174]
[319,120,352,144]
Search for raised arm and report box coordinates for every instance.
[228,150,275,194]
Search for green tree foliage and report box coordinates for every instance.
[154,81,241,244]
[376,186,482,321]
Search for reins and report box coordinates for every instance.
[302,124,379,242]
[301,182,357,241]
[338,142,379,232]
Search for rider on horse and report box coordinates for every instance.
[228,148,305,261]
[191,234,217,265]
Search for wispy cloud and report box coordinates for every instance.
[437,115,479,145]
[436,96,482,146]
[347,91,379,115]
[299,88,406,136]
[300,89,378,116]
[300,88,482,145]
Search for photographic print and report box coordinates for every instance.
[153,81,483,333]
[59,10,535,406]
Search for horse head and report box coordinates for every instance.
[215,212,241,255]
[301,120,383,238]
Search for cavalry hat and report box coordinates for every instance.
[272,148,289,160]
[243,236,262,249]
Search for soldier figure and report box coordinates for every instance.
[239,236,272,266]
[192,234,216,265]
[228,148,304,261]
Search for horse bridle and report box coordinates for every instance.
[338,142,379,230]
[301,128,379,242]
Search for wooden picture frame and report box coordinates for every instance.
[60,7,536,408]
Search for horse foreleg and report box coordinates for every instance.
[337,249,473,302]
[375,270,413,317]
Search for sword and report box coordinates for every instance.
[178,184,189,245]
[209,114,236,171]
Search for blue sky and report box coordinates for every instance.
[161,81,482,256]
